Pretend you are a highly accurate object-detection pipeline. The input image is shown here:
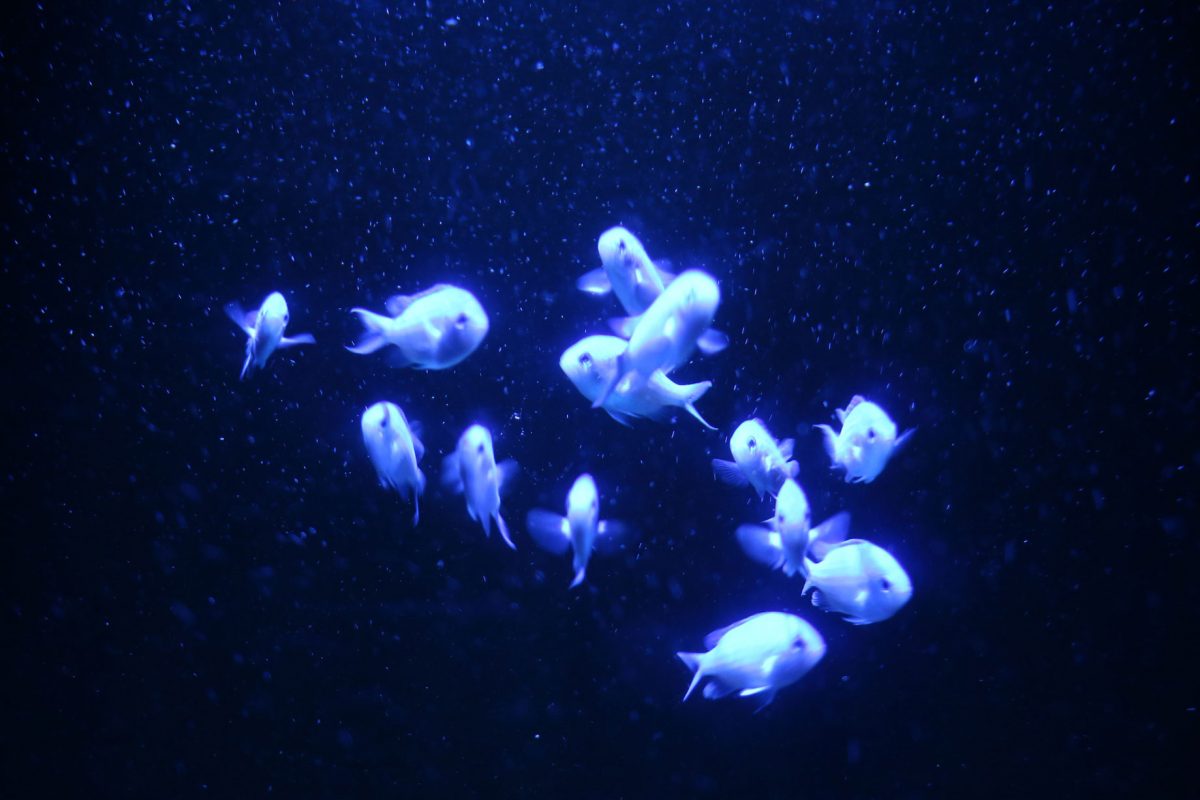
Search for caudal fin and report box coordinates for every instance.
[496,512,516,550]
[347,308,390,355]
[675,380,717,430]
[279,333,316,348]
[676,652,705,701]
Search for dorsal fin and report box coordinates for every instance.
[385,284,453,316]
[704,612,773,650]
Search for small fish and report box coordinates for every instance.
[441,424,518,549]
[347,284,489,370]
[559,335,716,429]
[224,291,315,379]
[360,402,426,525]
[526,473,630,588]
[814,395,914,483]
[712,419,799,498]
[801,538,913,625]
[576,226,673,316]
[738,502,851,578]
[593,270,728,408]
[676,612,826,712]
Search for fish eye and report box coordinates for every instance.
[477,443,485,454]
[456,312,469,327]
[867,428,876,440]
[579,352,592,366]
[880,578,892,592]
[380,417,388,428]
[793,638,806,650]
[747,438,757,450]
[283,313,289,322]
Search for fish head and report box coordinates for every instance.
[566,473,599,529]
[438,288,489,360]
[458,424,495,470]
[863,545,913,620]
[258,291,290,337]
[772,615,827,684]
[669,270,721,326]
[597,226,644,271]
[559,336,623,399]
[730,418,772,468]
[361,401,402,461]
[774,479,812,544]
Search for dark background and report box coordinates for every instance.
[3,1,1197,797]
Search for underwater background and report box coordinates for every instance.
[3,1,1196,797]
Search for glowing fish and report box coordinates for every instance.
[526,473,629,588]
[347,284,489,370]
[225,291,315,379]
[814,395,914,483]
[441,424,517,549]
[360,402,425,525]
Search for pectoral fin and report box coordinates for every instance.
[576,268,612,295]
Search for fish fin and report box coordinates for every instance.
[843,616,872,626]
[576,268,612,296]
[787,461,800,479]
[667,378,716,430]
[810,588,827,608]
[845,395,867,414]
[496,512,516,550]
[604,408,636,427]
[835,408,847,423]
[702,680,735,700]
[736,525,785,570]
[751,688,778,714]
[595,520,633,553]
[411,490,420,527]
[711,459,749,487]
[696,328,729,356]
[239,350,254,381]
[279,332,316,348]
[607,315,640,339]
[224,302,255,335]
[385,285,452,316]
[676,652,705,701]
[895,427,917,452]
[526,510,571,555]
[807,512,851,561]
[592,352,626,409]
[814,424,839,465]
[778,438,795,460]
[739,685,771,697]
[497,460,519,496]
[411,430,426,462]
[685,402,717,430]
[347,308,390,355]
[703,613,776,650]
[439,453,464,494]
[569,565,587,589]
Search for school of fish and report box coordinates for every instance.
[225,225,917,711]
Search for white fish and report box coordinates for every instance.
[576,226,672,316]
[526,474,629,588]
[712,419,799,498]
[559,335,716,429]
[347,284,489,370]
[738,503,851,578]
[360,402,426,525]
[441,424,518,549]
[224,291,315,380]
[676,612,826,711]
[593,270,727,408]
[801,539,913,625]
[814,395,914,483]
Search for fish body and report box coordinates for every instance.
[815,395,914,483]
[360,402,425,525]
[347,284,489,369]
[559,335,715,429]
[225,291,315,379]
[712,419,799,498]
[802,539,913,625]
[441,424,517,549]
[593,270,726,408]
[526,474,628,588]
[576,226,672,315]
[676,612,826,711]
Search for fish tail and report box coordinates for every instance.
[346,308,390,355]
[569,564,587,589]
[676,652,705,701]
[239,346,254,380]
[496,512,516,550]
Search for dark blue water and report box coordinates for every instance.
[4,2,1196,797]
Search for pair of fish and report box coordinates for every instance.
[712,419,801,498]
[677,611,826,712]
[225,292,316,379]
[567,227,727,426]
[347,284,490,370]
[526,474,629,588]
[735,478,913,626]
